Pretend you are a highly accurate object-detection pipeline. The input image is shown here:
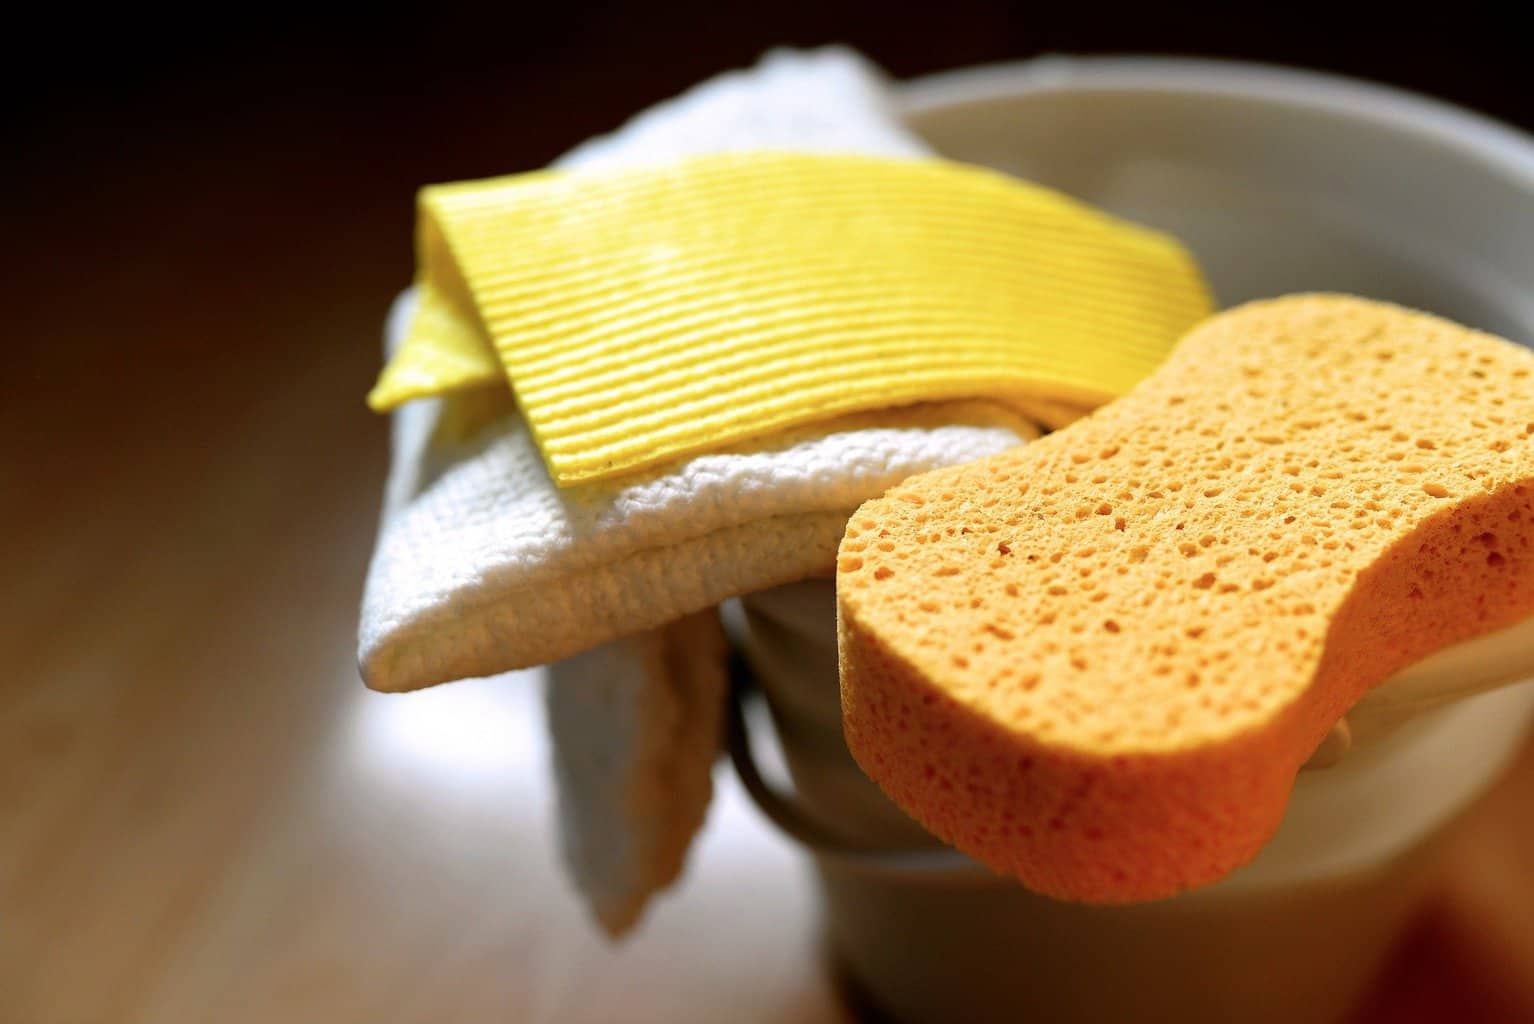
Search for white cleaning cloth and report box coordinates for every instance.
[359,47,1034,934]
[546,610,729,936]
[358,47,1029,690]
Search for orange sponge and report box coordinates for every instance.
[837,295,1534,902]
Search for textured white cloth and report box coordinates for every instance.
[546,610,728,936]
[361,339,1027,689]
[358,47,1033,935]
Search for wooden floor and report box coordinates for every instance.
[6,72,1534,1024]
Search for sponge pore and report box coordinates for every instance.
[837,294,1534,902]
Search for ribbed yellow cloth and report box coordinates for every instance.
[370,152,1213,485]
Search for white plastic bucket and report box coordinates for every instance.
[726,57,1534,1024]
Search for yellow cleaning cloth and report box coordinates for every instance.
[370,151,1213,486]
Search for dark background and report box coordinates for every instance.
[12,6,1530,387]
[12,7,1532,371]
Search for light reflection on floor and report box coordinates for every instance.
[344,668,549,786]
[332,662,840,1021]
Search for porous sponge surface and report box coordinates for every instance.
[838,294,1534,902]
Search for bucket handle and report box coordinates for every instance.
[722,653,1391,872]
[726,657,983,874]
